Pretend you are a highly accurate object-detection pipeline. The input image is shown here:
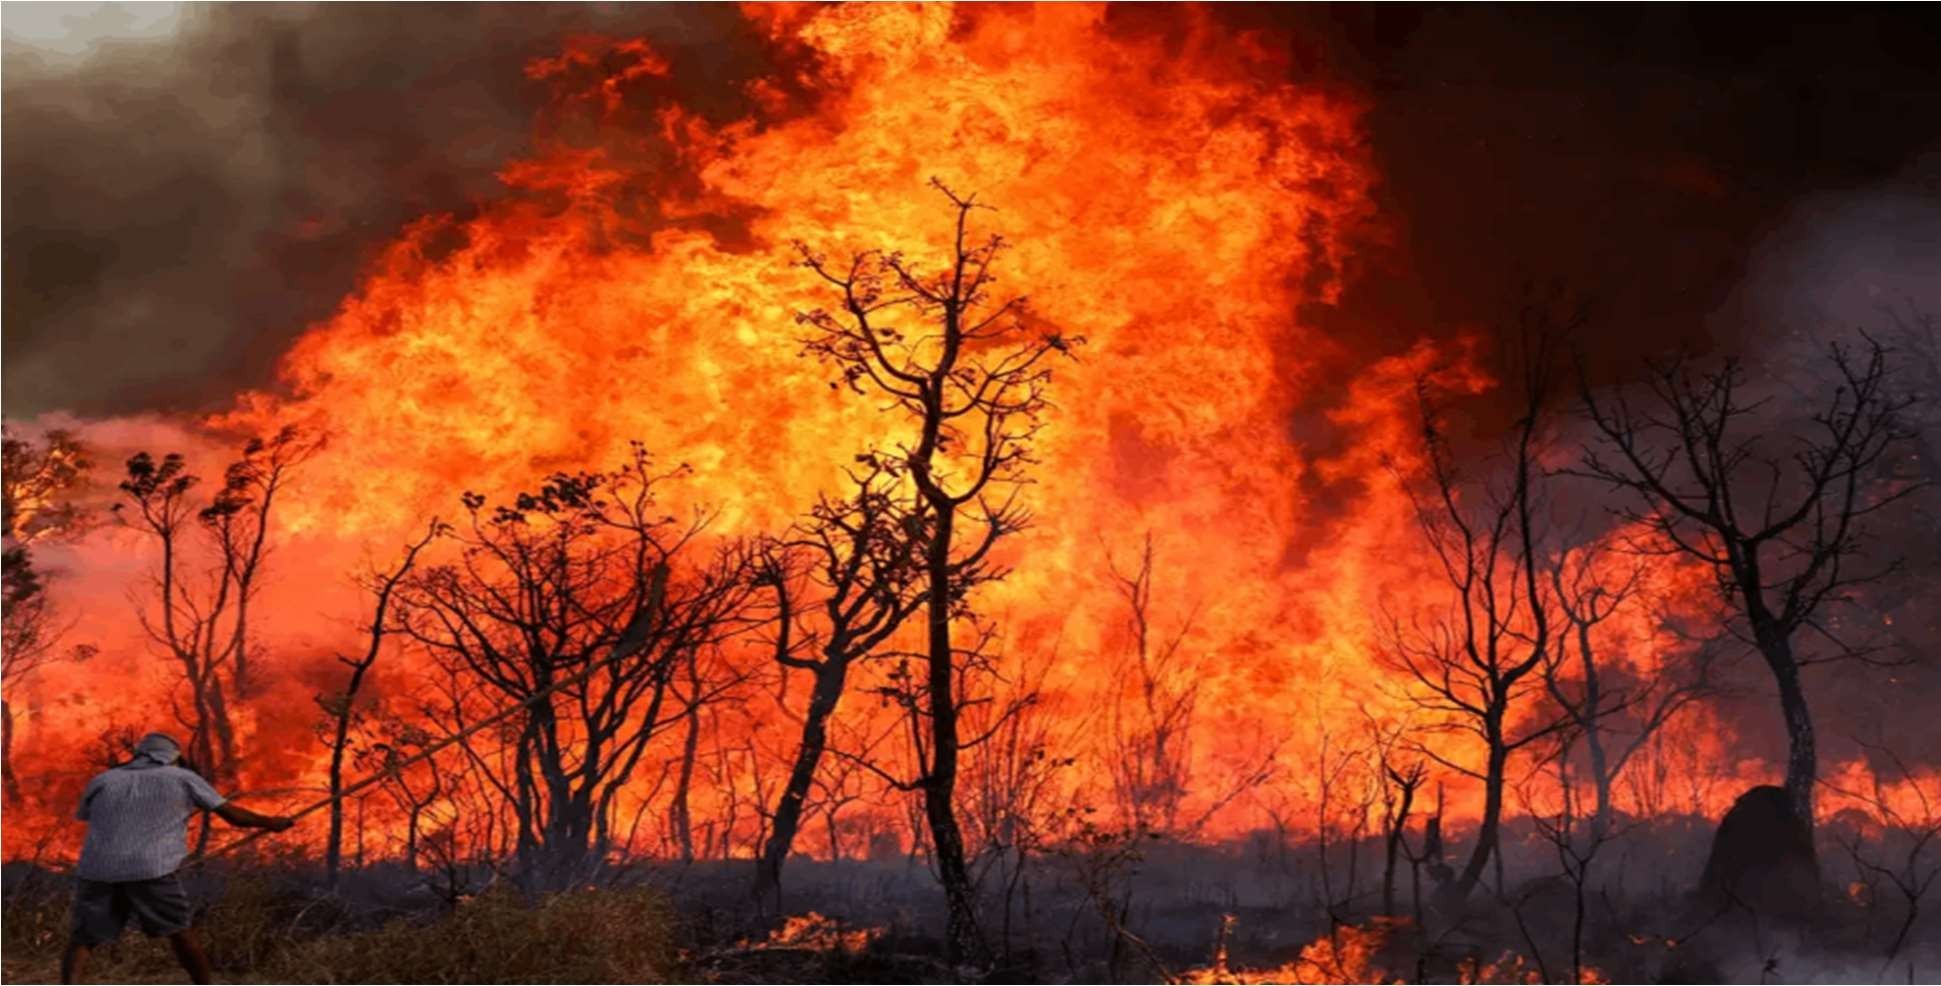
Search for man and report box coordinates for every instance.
[62,732,294,985]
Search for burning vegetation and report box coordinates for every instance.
[3,4,1940,983]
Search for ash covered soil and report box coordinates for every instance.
[5,820,1936,984]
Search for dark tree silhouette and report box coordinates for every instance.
[1516,735,1621,986]
[959,649,1069,963]
[795,181,1078,963]
[753,457,925,901]
[357,716,449,875]
[320,521,440,888]
[1367,715,1428,919]
[665,633,755,862]
[1578,333,1919,829]
[0,545,54,806]
[1103,533,1200,835]
[1539,536,1720,841]
[398,445,754,889]
[1382,326,1571,907]
[117,426,315,783]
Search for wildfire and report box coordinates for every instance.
[1180,919,1401,985]
[2,1,1779,862]
[744,912,884,955]
[1176,918,1605,985]
[1454,954,1597,986]
[10,2,1394,844]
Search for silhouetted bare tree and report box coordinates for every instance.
[665,639,755,862]
[1382,324,1571,906]
[1517,734,1620,986]
[319,521,440,888]
[1366,713,1427,919]
[1578,333,1920,829]
[1540,537,1720,841]
[0,546,53,807]
[399,445,754,889]
[753,457,925,901]
[1103,533,1200,835]
[117,426,315,783]
[961,648,1074,962]
[796,181,1079,963]
[357,715,449,874]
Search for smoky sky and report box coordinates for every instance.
[1,3,762,416]
[4,4,1940,419]
[1270,4,1941,417]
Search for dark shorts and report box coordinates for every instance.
[70,873,194,945]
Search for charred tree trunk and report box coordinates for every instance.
[1,699,18,806]
[1757,633,1818,830]
[405,806,420,874]
[923,507,984,966]
[1567,610,1617,842]
[1448,725,1508,905]
[324,682,360,887]
[186,669,221,781]
[1586,732,1614,843]
[1577,660,1616,841]
[671,694,701,864]
[526,734,600,891]
[755,660,849,901]
[1381,777,1415,916]
[512,701,552,886]
[325,529,429,889]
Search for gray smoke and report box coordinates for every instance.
[1,3,755,416]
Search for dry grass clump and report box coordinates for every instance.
[260,886,680,984]
[0,871,680,984]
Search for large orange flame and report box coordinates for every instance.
[220,2,1391,833]
[8,3,1841,861]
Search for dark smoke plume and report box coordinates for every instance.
[2,3,759,416]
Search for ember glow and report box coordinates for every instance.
[5,4,1939,983]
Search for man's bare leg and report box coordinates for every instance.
[168,930,213,985]
[59,941,89,984]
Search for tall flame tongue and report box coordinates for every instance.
[197,3,1447,835]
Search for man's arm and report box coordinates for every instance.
[179,768,294,831]
[212,802,295,831]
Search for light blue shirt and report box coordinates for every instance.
[75,760,226,882]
